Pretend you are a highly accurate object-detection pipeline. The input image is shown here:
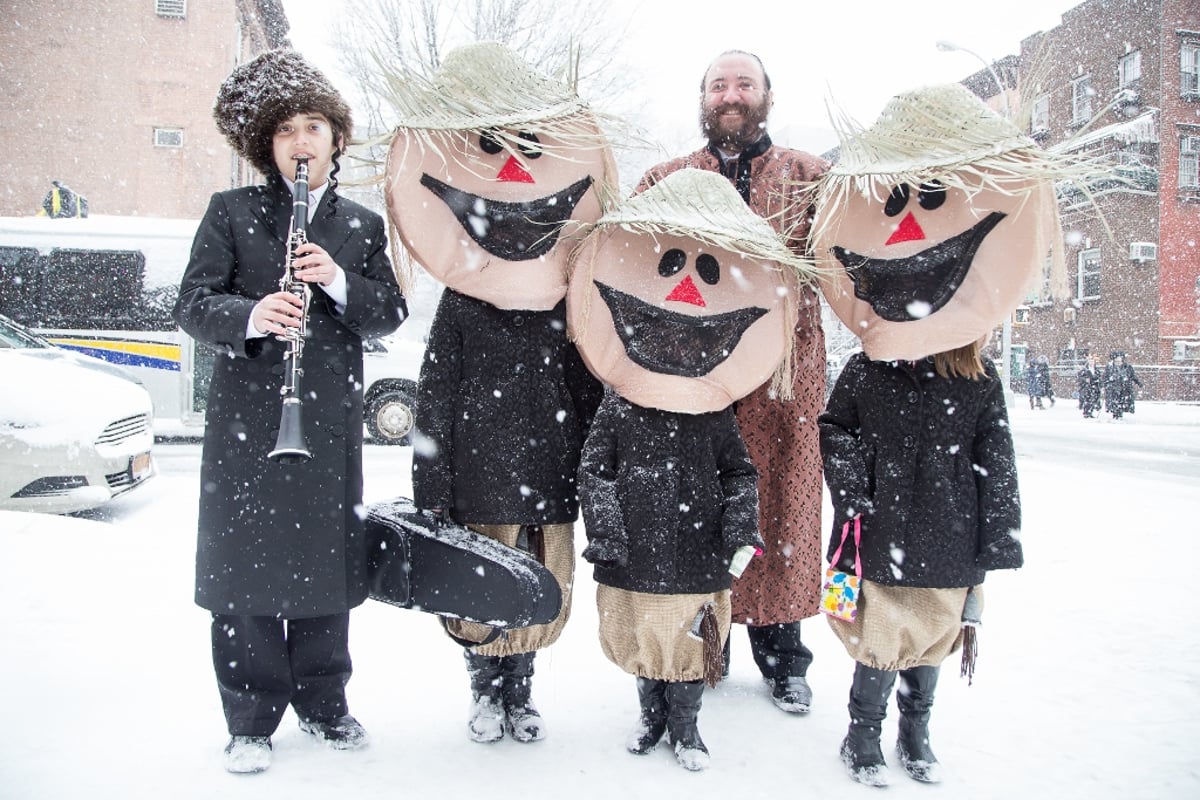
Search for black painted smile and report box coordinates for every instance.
[420,174,593,261]
[595,281,767,378]
[831,212,1006,322]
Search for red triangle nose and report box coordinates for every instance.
[665,274,706,307]
[496,156,535,183]
[885,211,926,245]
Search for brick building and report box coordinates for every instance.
[0,0,289,220]
[977,0,1200,401]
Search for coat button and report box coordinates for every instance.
[330,363,345,375]
[331,424,345,437]
[908,390,918,404]
[512,314,525,327]
[903,435,915,448]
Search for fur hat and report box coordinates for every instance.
[213,49,353,176]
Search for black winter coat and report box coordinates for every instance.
[1078,366,1102,414]
[412,289,602,525]
[174,176,407,617]
[1104,363,1142,414]
[578,392,763,594]
[818,354,1022,588]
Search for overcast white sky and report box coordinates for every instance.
[280,0,1086,158]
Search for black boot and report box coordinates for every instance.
[896,666,941,783]
[501,652,544,743]
[464,651,505,743]
[665,680,710,771]
[626,677,668,755]
[840,663,897,786]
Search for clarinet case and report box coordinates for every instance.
[364,496,562,629]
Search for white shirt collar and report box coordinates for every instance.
[281,176,330,223]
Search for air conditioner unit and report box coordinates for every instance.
[1129,242,1157,262]
[1173,340,1200,361]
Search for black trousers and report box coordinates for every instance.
[210,612,353,737]
[741,621,813,679]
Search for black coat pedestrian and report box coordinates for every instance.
[1078,365,1102,416]
[1104,361,1142,415]
[174,176,407,618]
[412,288,602,525]
[818,354,1023,588]
[578,391,763,595]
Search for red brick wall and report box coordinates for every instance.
[0,1,277,219]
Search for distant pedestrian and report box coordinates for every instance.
[1104,351,1142,420]
[39,180,88,218]
[1027,356,1055,409]
[1077,355,1102,418]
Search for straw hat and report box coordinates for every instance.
[383,42,596,140]
[830,83,1033,180]
[593,168,819,282]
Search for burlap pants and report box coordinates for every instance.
[826,580,984,671]
[444,522,574,657]
[596,585,731,683]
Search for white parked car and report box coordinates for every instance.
[0,314,155,514]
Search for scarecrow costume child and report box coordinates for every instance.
[811,83,1096,787]
[570,168,822,772]
[381,42,616,744]
[175,49,407,774]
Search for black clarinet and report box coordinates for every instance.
[268,158,313,464]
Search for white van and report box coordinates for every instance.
[0,215,422,444]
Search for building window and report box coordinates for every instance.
[1031,93,1050,134]
[156,0,186,17]
[1118,50,1141,88]
[1182,41,1200,97]
[154,127,184,148]
[1071,75,1093,124]
[1077,249,1102,301]
[1181,135,1200,189]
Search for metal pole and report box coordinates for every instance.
[936,39,1016,407]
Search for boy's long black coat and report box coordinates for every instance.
[819,354,1022,588]
[174,176,406,618]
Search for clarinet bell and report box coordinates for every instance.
[269,397,312,464]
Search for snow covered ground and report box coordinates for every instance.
[2,398,1198,799]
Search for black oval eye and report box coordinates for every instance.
[695,253,720,285]
[917,181,947,210]
[884,184,910,217]
[658,248,687,277]
[479,131,504,155]
[517,131,543,159]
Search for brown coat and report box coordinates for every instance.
[635,141,828,625]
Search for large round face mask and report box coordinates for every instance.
[387,125,612,311]
[568,228,795,414]
[814,173,1053,361]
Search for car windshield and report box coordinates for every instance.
[0,315,51,349]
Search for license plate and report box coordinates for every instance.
[131,451,153,481]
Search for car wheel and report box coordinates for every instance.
[366,389,415,445]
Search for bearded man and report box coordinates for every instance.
[634,50,829,715]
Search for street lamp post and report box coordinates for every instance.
[936,39,1016,408]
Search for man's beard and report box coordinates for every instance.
[700,99,770,150]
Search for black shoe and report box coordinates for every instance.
[299,715,369,750]
[768,675,812,713]
[223,736,271,774]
